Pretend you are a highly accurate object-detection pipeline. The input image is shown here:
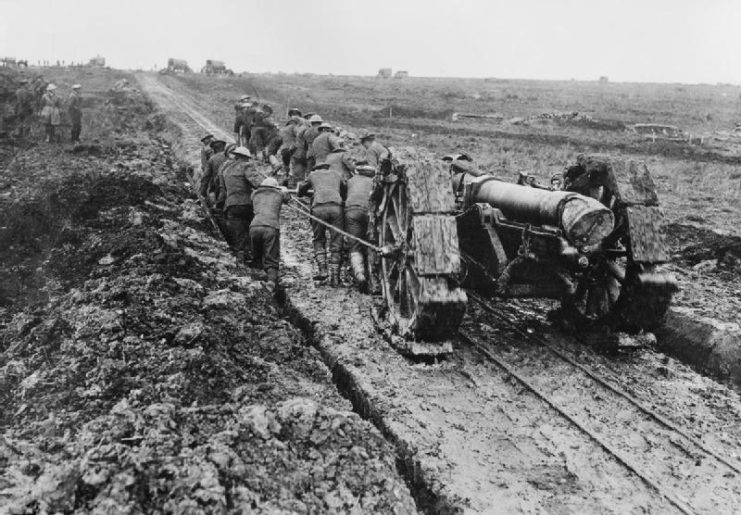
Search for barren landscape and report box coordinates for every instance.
[1,66,741,513]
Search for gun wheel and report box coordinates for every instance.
[376,153,467,355]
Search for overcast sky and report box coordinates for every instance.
[1,0,739,84]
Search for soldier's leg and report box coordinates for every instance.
[310,207,328,280]
[263,228,280,287]
[327,205,344,286]
[226,205,250,263]
[345,208,369,291]
[249,226,264,269]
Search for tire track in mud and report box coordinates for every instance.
[136,73,741,514]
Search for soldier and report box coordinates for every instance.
[200,139,228,201]
[311,122,343,164]
[14,79,33,138]
[302,114,324,172]
[68,84,82,143]
[278,108,302,175]
[298,162,347,285]
[359,132,390,169]
[40,84,61,143]
[200,134,215,172]
[344,165,376,292]
[250,177,290,289]
[233,95,250,144]
[250,104,278,159]
[217,146,264,264]
[240,101,259,150]
[290,112,314,184]
[325,143,357,180]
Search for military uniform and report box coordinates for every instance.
[311,131,342,164]
[298,167,347,283]
[250,182,290,286]
[278,120,299,171]
[303,125,322,172]
[67,90,82,142]
[291,123,310,182]
[362,140,390,168]
[217,157,264,262]
[344,168,375,291]
[325,150,356,180]
[200,150,229,200]
[40,89,61,142]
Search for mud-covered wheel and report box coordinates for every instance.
[379,181,420,338]
[375,151,467,352]
[563,222,675,332]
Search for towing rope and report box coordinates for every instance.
[284,198,387,254]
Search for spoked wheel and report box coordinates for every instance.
[374,153,468,354]
[379,182,419,338]
[564,245,675,332]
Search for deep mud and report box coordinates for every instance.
[140,72,741,514]
[0,69,416,513]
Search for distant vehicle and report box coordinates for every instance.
[165,58,191,74]
[1,57,17,68]
[88,55,106,68]
[394,70,409,79]
[200,60,234,77]
[377,68,392,79]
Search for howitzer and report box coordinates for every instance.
[373,150,677,356]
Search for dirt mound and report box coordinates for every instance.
[0,69,416,513]
[667,223,741,271]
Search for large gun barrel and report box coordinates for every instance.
[464,177,614,246]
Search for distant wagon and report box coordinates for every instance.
[166,58,191,74]
[394,70,409,79]
[0,58,17,68]
[377,68,392,79]
[201,60,234,76]
[88,55,106,68]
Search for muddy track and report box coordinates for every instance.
[137,73,741,514]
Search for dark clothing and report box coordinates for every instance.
[250,226,280,276]
[326,151,356,180]
[200,146,213,172]
[298,169,347,208]
[251,186,289,230]
[217,160,264,210]
[311,203,344,262]
[226,205,253,257]
[68,92,83,142]
[312,132,342,164]
[200,151,228,198]
[344,207,369,252]
[15,87,33,117]
[345,174,374,209]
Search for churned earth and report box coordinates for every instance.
[139,72,741,514]
[0,68,416,514]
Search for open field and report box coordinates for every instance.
[1,66,741,513]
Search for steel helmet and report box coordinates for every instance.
[318,122,333,130]
[46,84,57,91]
[261,177,279,188]
[232,146,252,158]
[72,84,82,89]
[308,114,323,124]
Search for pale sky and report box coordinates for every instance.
[1,0,739,84]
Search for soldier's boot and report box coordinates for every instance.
[350,252,368,293]
[235,250,246,267]
[328,263,341,287]
[266,268,279,290]
[314,253,328,281]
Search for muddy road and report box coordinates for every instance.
[138,73,741,514]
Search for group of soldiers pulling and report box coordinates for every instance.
[199,96,391,292]
[12,77,83,143]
